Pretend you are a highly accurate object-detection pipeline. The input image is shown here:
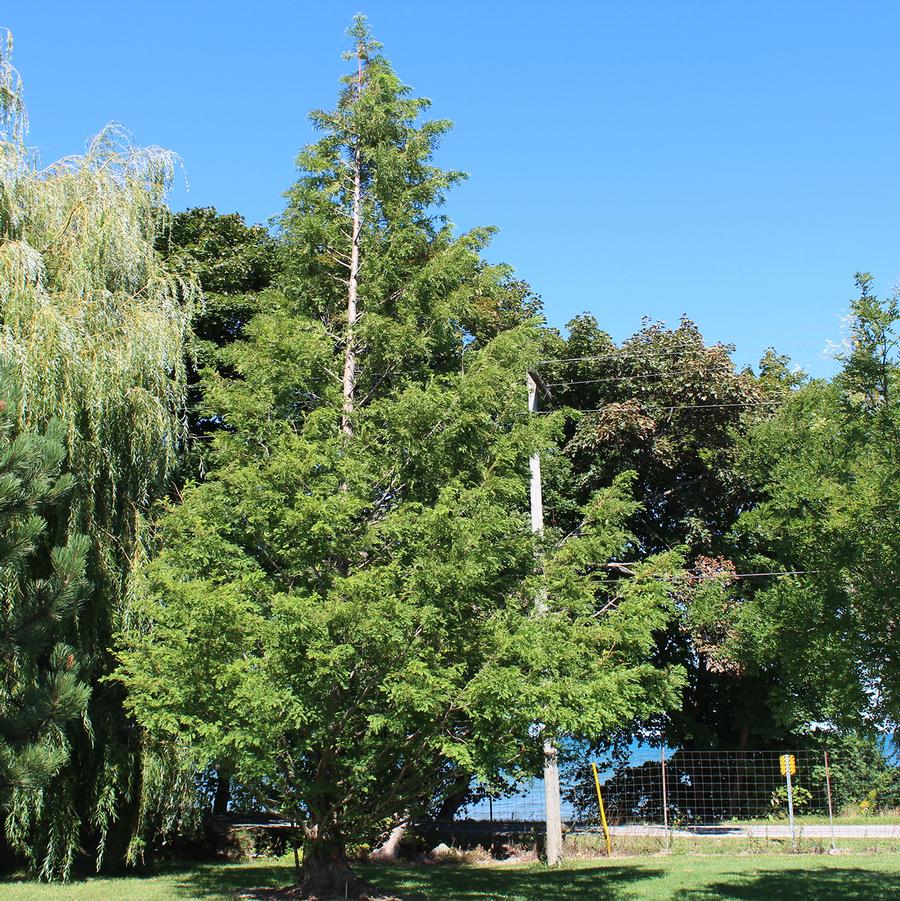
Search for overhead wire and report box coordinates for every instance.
[607,562,818,579]
[733,570,818,578]
[536,330,839,368]
[537,347,733,366]
[545,373,719,388]
[526,399,785,414]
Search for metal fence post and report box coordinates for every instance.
[784,755,797,850]
[824,750,837,852]
[661,746,670,853]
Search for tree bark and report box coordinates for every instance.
[301,833,370,898]
[435,771,473,821]
[212,771,230,816]
[369,821,407,862]
[340,47,363,440]
[341,147,361,439]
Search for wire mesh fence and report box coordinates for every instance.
[447,747,900,852]
[456,777,560,825]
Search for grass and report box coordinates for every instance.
[3,852,900,900]
[364,855,900,900]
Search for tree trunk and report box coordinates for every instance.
[736,691,753,750]
[301,834,370,898]
[369,821,407,862]
[340,49,363,440]
[341,149,361,439]
[212,772,230,816]
[435,771,472,821]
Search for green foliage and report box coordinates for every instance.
[0,365,89,806]
[115,17,682,892]
[279,19,538,389]
[160,206,279,369]
[115,318,683,868]
[158,206,281,463]
[544,314,769,557]
[812,733,900,814]
[836,272,899,410]
[769,784,811,818]
[732,277,899,730]
[538,314,785,749]
[0,32,196,878]
[162,207,279,297]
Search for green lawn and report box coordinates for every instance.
[3,853,900,900]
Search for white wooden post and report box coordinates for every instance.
[527,371,563,866]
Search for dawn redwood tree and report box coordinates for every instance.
[0,32,197,876]
[0,367,89,805]
[278,17,540,423]
[116,334,683,893]
[114,19,684,895]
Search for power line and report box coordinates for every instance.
[536,335,839,369]
[537,348,732,366]
[606,562,817,579]
[546,374,767,389]
[527,400,784,414]
[733,570,818,579]
[546,373,705,388]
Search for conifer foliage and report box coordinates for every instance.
[115,18,683,896]
[0,366,88,805]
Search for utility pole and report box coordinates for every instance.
[527,370,563,867]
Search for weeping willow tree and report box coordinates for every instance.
[0,31,198,878]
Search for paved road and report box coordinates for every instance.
[607,823,900,838]
[431,819,900,840]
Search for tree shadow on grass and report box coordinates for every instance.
[171,861,663,900]
[359,863,665,901]
[169,862,298,898]
[672,866,900,901]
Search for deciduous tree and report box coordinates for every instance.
[0,31,196,877]
[538,315,785,749]
[730,275,899,730]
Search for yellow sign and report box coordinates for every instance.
[780,754,796,776]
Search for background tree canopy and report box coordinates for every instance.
[535,315,786,751]
[729,276,899,731]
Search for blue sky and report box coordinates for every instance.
[6,1,900,377]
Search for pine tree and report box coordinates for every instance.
[0,366,89,804]
[116,18,683,895]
